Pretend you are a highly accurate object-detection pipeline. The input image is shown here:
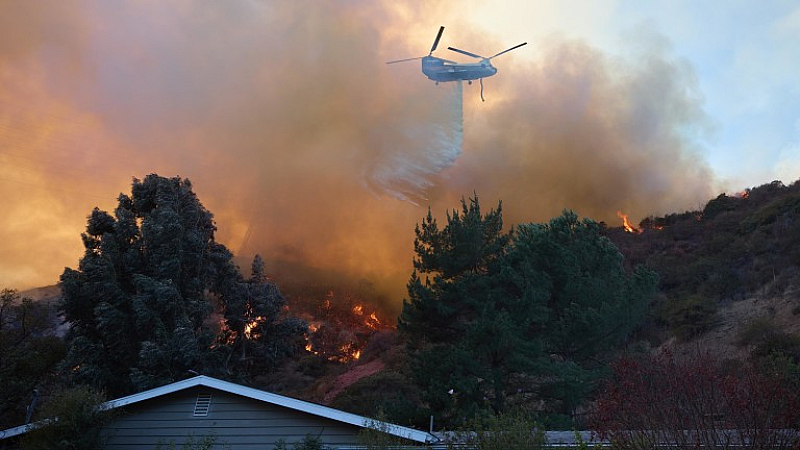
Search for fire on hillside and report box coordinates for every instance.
[617,211,641,234]
[289,289,393,363]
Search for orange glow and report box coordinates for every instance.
[365,312,381,330]
[617,211,640,233]
[735,190,749,199]
[244,316,265,339]
[335,343,361,362]
[352,304,364,315]
[0,1,719,299]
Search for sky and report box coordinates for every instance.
[1,1,798,306]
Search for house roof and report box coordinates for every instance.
[0,375,439,444]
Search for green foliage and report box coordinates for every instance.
[447,410,546,450]
[736,316,777,347]
[295,434,323,450]
[331,370,428,427]
[0,288,66,428]
[572,430,600,450]
[400,198,656,426]
[511,212,656,358]
[59,174,305,396]
[273,435,323,450]
[358,411,417,450]
[611,180,800,346]
[155,433,225,450]
[218,254,308,375]
[736,317,800,365]
[509,212,657,418]
[658,294,718,340]
[399,196,530,421]
[22,385,113,450]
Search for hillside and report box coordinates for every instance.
[19,284,60,302]
[8,180,800,430]
[605,179,800,361]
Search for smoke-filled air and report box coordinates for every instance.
[0,1,717,307]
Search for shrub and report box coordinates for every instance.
[357,411,417,450]
[22,385,114,450]
[659,294,718,340]
[592,350,800,450]
[447,411,546,450]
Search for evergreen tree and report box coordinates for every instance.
[508,211,657,419]
[399,196,541,420]
[219,255,306,374]
[59,174,303,395]
[400,200,657,425]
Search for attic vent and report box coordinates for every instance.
[193,393,212,417]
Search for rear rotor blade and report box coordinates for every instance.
[430,26,445,55]
[386,56,423,64]
[447,46,484,59]
[490,42,527,59]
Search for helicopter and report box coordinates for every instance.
[386,26,526,100]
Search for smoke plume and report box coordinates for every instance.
[0,1,716,309]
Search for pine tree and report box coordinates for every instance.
[505,210,657,420]
[399,196,541,420]
[399,201,657,425]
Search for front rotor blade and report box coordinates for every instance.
[430,26,445,54]
[386,56,423,64]
[447,47,484,59]
[490,42,527,59]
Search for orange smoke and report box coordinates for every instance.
[1,1,716,306]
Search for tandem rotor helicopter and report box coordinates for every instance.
[386,26,526,101]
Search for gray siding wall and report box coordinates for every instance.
[103,387,365,449]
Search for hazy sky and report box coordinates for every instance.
[1,1,797,303]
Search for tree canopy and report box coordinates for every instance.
[399,198,657,425]
[59,174,304,396]
[0,289,65,428]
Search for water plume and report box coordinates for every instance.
[365,81,463,202]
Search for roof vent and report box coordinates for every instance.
[193,393,212,417]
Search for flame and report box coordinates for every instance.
[244,316,265,339]
[336,343,361,362]
[365,312,381,330]
[734,190,749,199]
[616,211,640,233]
[297,292,393,363]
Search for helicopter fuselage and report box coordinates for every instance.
[421,56,497,82]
